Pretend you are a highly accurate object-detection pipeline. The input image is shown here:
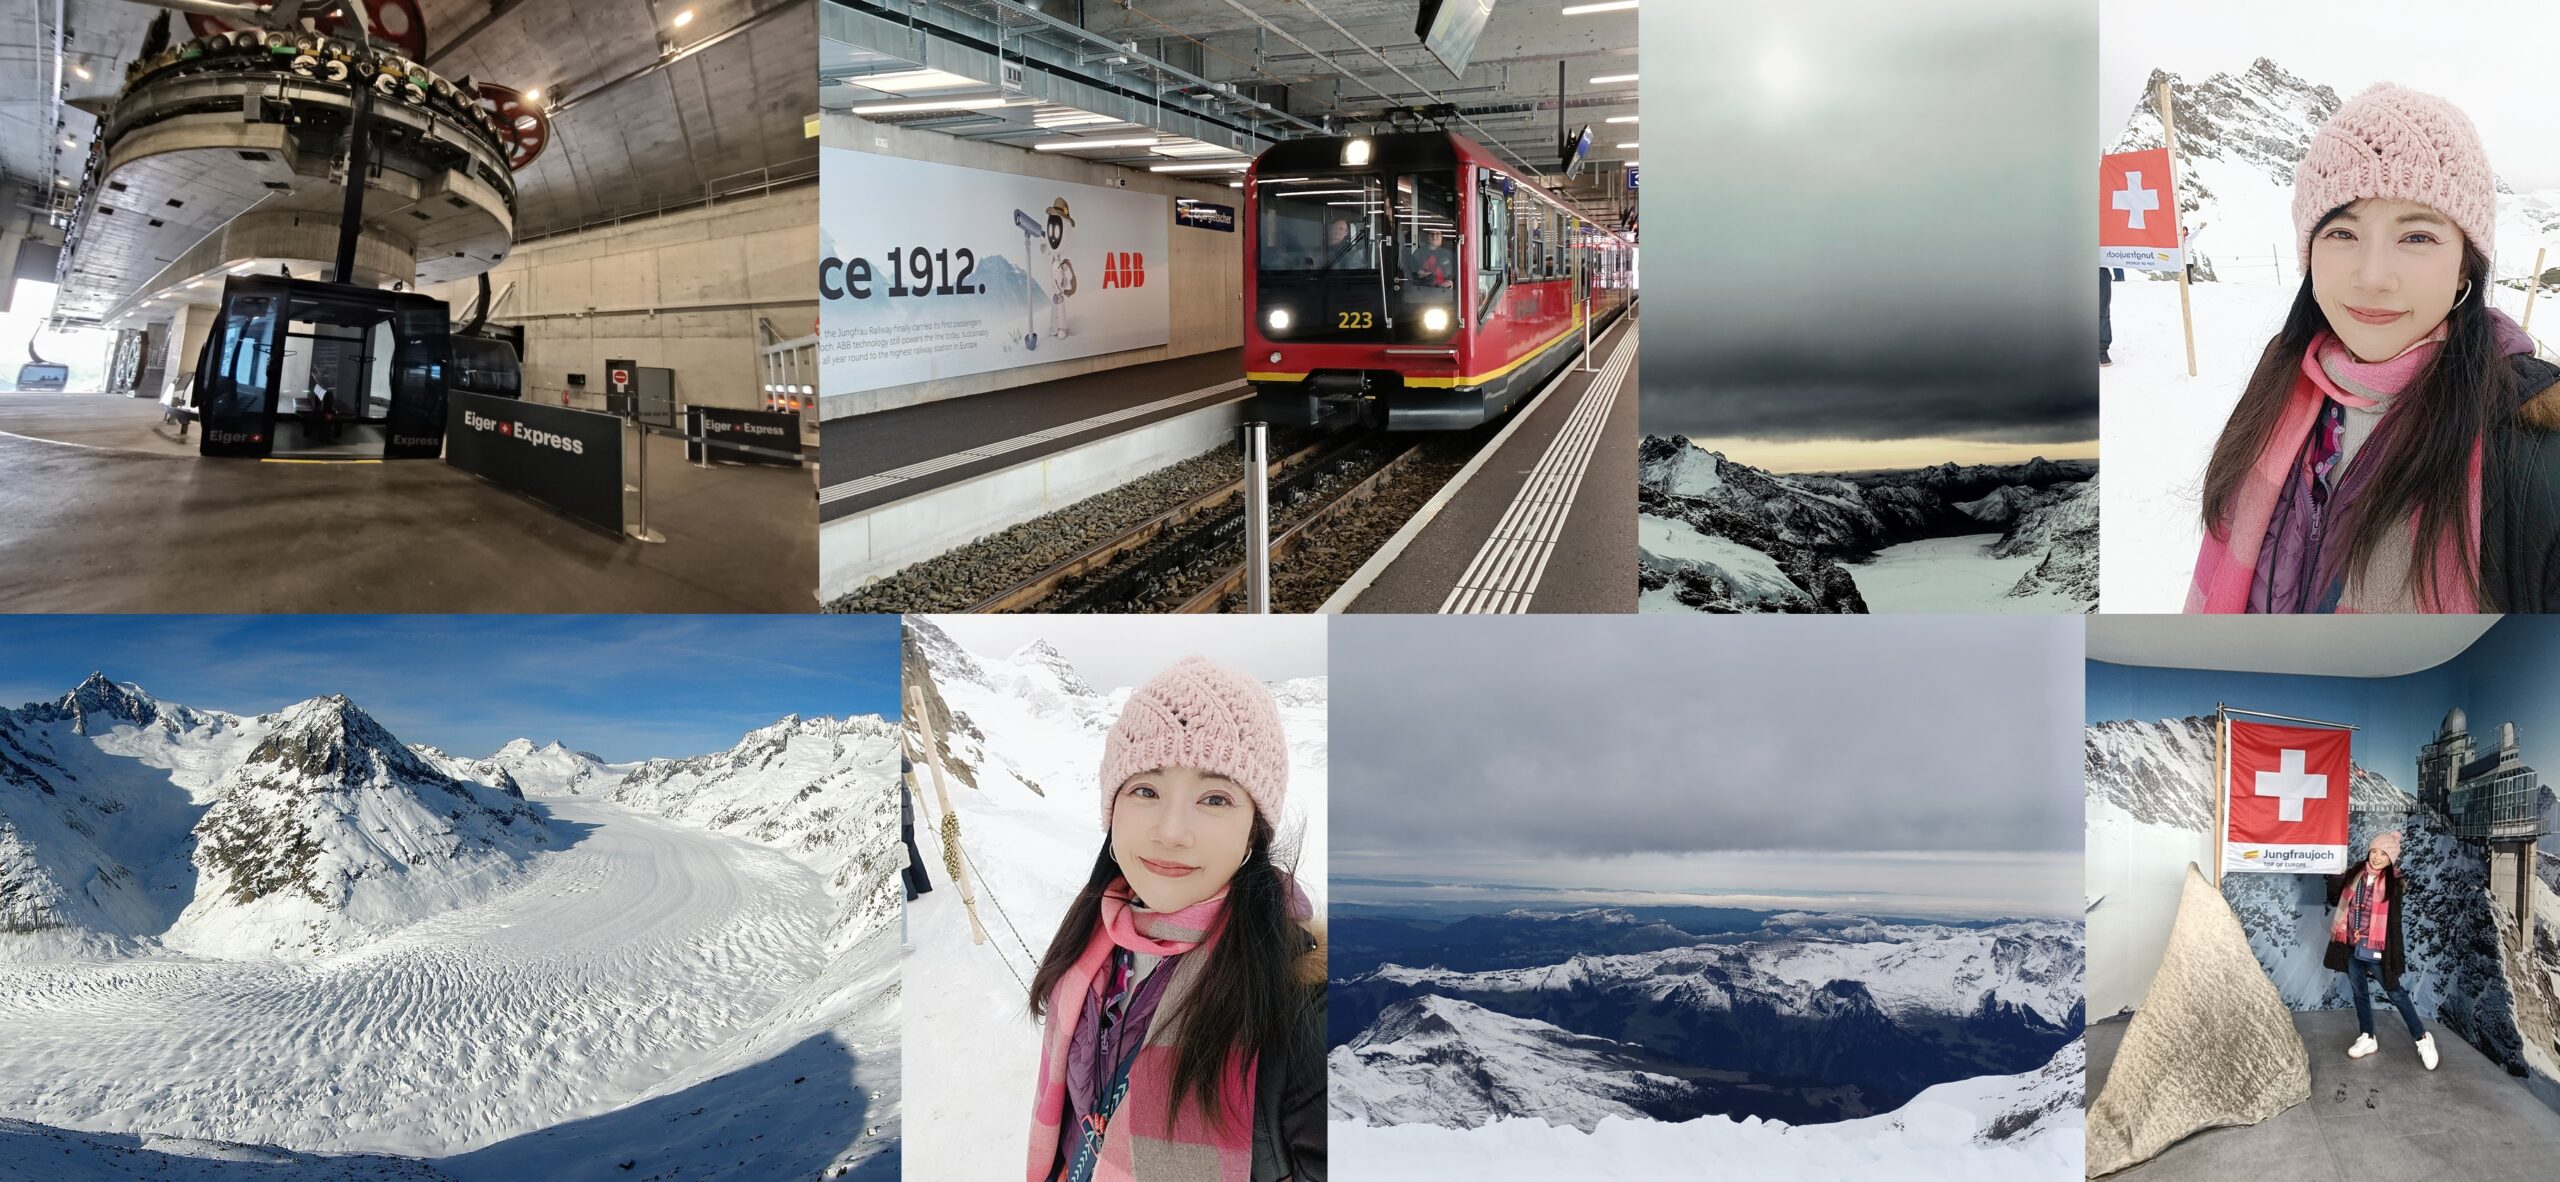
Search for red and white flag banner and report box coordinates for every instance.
[2223,720,2353,875]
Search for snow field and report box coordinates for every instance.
[1846,534,2064,613]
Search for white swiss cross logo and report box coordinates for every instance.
[2255,748,2328,822]
[2112,171,2160,230]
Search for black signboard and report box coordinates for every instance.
[1174,200,1236,232]
[688,405,801,467]
[443,391,625,535]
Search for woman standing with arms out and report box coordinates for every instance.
[2189,83,2560,613]
[2326,832,2439,1070]
[1026,657,1325,1182]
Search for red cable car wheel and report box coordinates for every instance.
[476,84,550,172]
[186,0,428,61]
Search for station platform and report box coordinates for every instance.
[818,348,1247,521]
[1329,315,1639,614]
[0,394,812,613]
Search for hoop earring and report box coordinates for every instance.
[2457,279,2474,306]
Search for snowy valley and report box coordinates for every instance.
[0,675,902,1181]
[1326,905,2084,1178]
[1637,436,2098,613]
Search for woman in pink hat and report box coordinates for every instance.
[1024,656,1325,1182]
[2189,83,2560,614]
[2324,831,2438,1069]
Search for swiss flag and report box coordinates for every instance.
[2101,148,2183,272]
[2223,720,2353,875]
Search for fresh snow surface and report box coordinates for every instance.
[2100,256,2556,612]
[1330,1039,2083,1182]
[1847,535,2068,613]
[1327,996,1686,1132]
[903,624,1325,1180]
[1636,513,1801,606]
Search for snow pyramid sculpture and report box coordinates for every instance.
[2086,863,2309,1176]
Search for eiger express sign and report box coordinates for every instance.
[690,406,800,468]
[443,392,624,534]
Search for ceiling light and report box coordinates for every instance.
[1149,161,1250,173]
[525,87,542,100]
[1605,115,1638,124]
[72,63,91,80]
[1562,1,1639,12]
[1590,73,1638,84]
[849,68,986,94]
[1032,136,1162,151]
[851,97,1013,115]
[672,9,694,28]
[1616,142,1637,149]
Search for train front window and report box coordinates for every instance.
[1257,177,1385,276]
[1388,173,1461,338]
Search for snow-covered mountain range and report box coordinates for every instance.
[1333,907,2082,1134]
[0,675,904,1179]
[1637,436,2098,612]
[2111,58,2560,283]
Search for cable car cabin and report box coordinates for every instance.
[188,275,512,459]
[1244,131,1636,430]
[14,362,69,392]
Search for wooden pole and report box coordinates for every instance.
[906,685,988,946]
[2524,247,2547,333]
[2213,705,2229,889]
[2161,79,2198,377]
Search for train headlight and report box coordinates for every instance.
[1266,308,1292,332]
[1421,307,1450,334]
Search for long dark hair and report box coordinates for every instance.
[1028,812,1312,1130]
[2200,203,2515,609]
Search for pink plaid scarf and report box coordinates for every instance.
[1028,880,1253,1182]
[2331,867,2390,951]
[2187,326,2477,613]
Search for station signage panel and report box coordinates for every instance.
[1174,200,1236,232]
[689,405,800,467]
[819,146,1172,397]
[443,392,625,534]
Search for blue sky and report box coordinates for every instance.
[0,616,901,762]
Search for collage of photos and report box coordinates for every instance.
[4,0,2560,1180]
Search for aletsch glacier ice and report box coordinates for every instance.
[0,674,901,1180]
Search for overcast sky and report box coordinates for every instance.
[1329,616,2081,913]
[1638,0,2096,470]
[2100,0,2560,191]
[0,616,903,762]
[927,616,1326,691]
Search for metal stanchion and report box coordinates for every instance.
[1242,422,1271,614]
[629,421,664,544]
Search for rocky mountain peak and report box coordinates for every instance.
[1009,639,1095,697]
[236,694,455,796]
[57,672,161,734]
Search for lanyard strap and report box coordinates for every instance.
[1066,954,1145,1182]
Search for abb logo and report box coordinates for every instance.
[1100,252,1147,289]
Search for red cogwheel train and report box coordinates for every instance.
[1243,130,1635,430]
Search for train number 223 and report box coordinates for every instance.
[1336,311,1374,329]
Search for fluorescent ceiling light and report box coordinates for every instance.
[1032,136,1162,151]
[1616,142,1637,149]
[1605,115,1638,123]
[850,97,1013,115]
[1590,73,1638,84]
[848,68,984,94]
[1151,140,1242,158]
[1149,161,1250,173]
[672,9,694,28]
[1562,1,1639,12]
[1032,108,1118,128]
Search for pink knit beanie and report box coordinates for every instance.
[2292,83,2495,272]
[2369,831,2404,865]
[1098,656,1289,829]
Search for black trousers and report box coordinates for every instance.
[2099,268,2114,358]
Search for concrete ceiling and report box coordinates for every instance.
[4,0,816,244]
[2087,616,2500,679]
[824,0,1637,213]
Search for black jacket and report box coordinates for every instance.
[1251,929,1326,1181]
[2479,354,2560,612]
[2324,863,2408,992]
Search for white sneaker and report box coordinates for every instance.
[2348,1033,2379,1059]
[2417,1033,2439,1070]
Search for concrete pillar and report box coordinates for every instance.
[162,303,217,404]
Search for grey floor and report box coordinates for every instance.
[2090,1008,2560,1180]
[0,393,815,612]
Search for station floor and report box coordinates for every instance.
[817,348,1245,521]
[1342,315,1638,613]
[2087,1008,2560,1181]
[0,394,813,612]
